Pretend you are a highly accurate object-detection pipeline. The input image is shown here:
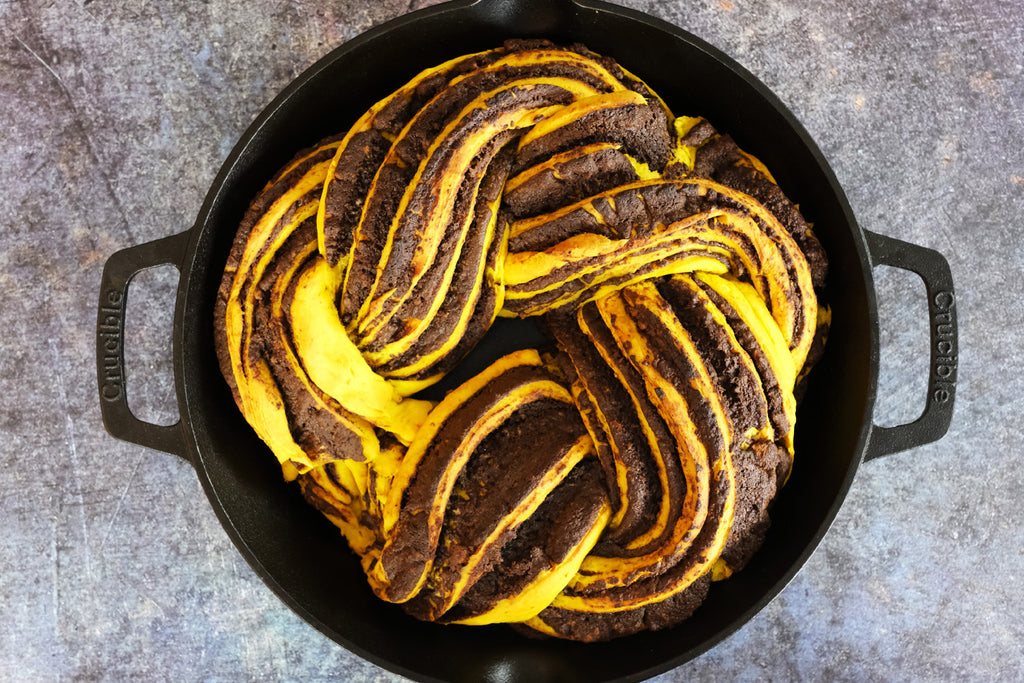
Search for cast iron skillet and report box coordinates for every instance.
[96,0,959,680]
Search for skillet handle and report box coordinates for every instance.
[97,231,190,462]
[863,230,957,460]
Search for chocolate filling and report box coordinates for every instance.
[379,363,562,599]
[657,275,768,441]
[619,286,727,461]
[513,102,672,175]
[504,146,641,222]
[576,303,688,561]
[403,396,588,620]
[504,235,731,315]
[524,574,711,642]
[443,457,607,623]
[265,227,369,464]
[342,82,576,325]
[547,312,663,547]
[697,281,792,449]
[362,138,516,357]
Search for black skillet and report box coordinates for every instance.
[96,0,958,680]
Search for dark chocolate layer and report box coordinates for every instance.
[378,363,556,602]
[443,457,607,623]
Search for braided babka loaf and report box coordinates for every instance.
[214,40,829,641]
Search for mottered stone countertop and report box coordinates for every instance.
[2,0,1021,679]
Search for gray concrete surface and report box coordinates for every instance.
[1,0,1021,679]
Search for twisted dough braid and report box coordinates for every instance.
[214,40,828,641]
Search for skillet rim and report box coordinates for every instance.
[172,0,878,679]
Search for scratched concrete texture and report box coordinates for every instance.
[1,0,1021,679]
